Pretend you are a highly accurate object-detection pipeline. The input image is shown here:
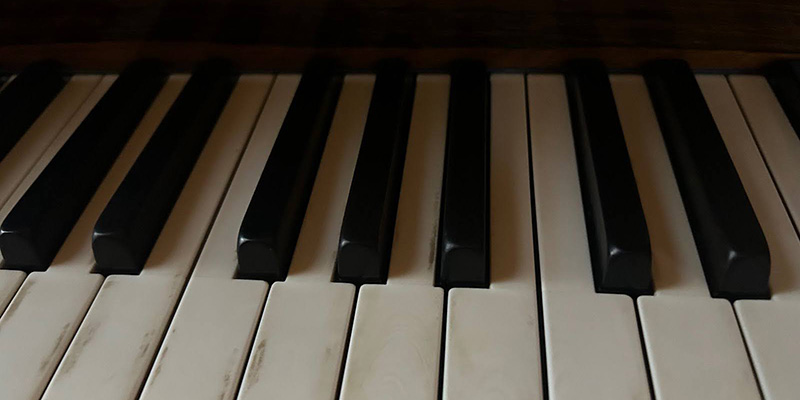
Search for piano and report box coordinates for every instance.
[0,1,799,399]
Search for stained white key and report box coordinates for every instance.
[726,75,800,400]
[138,75,291,400]
[237,75,371,400]
[528,74,649,400]
[41,76,269,400]
[613,74,761,400]
[443,74,542,400]
[340,75,448,400]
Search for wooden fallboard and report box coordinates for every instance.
[0,0,798,70]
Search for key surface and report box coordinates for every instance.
[93,59,238,274]
[615,74,761,400]
[139,278,267,400]
[238,75,371,400]
[735,300,800,400]
[0,270,23,313]
[643,60,769,299]
[339,75,449,400]
[0,76,187,400]
[437,60,489,288]
[0,60,167,271]
[337,60,415,283]
[237,60,343,281]
[41,76,268,400]
[0,61,69,163]
[565,60,652,295]
[529,74,649,399]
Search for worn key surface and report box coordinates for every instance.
[237,60,343,281]
[565,60,652,295]
[436,60,490,288]
[93,59,238,274]
[0,60,167,271]
[643,60,770,299]
[336,59,416,283]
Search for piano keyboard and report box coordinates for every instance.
[0,58,798,400]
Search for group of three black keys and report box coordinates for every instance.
[0,57,796,300]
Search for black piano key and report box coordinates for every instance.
[336,60,416,284]
[92,59,238,275]
[765,60,800,141]
[643,59,770,299]
[564,60,653,295]
[0,60,167,271]
[436,60,490,289]
[0,60,69,163]
[236,60,343,281]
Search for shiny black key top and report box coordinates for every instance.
[237,60,343,281]
[643,59,770,299]
[93,59,238,275]
[765,60,800,141]
[0,60,167,271]
[0,60,69,163]
[336,60,415,284]
[436,60,489,288]
[565,60,652,295]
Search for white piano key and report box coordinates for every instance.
[238,75,371,400]
[639,297,760,400]
[340,286,443,400]
[0,75,101,214]
[528,74,649,400]
[385,75,449,286]
[443,74,543,400]
[613,74,761,400]
[0,270,24,313]
[734,300,800,400]
[41,76,270,400]
[726,75,800,399]
[728,75,800,299]
[0,273,102,400]
[192,74,296,279]
[138,278,267,400]
[340,75,448,400]
[137,75,289,400]
[728,74,800,227]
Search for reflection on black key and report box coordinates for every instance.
[643,59,770,299]
[436,60,489,289]
[0,60,167,271]
[237,60,342,281]
[0,61,69,163]
[93,59,238,275]
[765,60,800,141]
[336,60,415,284]
[565,60,653,295]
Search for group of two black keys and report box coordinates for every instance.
[0,57,784,300]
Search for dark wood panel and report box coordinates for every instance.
[0,0,799,53]
[0,42,793,71]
